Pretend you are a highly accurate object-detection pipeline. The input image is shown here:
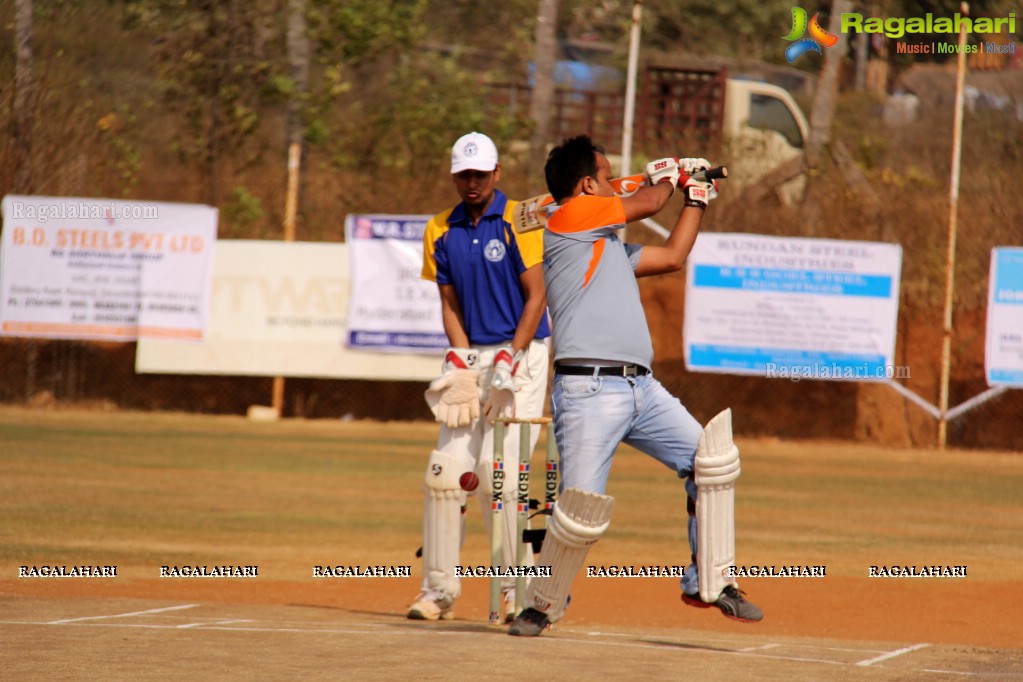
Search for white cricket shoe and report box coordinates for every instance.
[407,590,454,621]
[503,587,516,624]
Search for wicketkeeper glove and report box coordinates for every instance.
[424,348,481,429]
[483,346,523,423]
[644,157,681,191]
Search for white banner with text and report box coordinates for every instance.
[985,247,1023,387]
[1,195,217,340]
[344,214,446,353]
[684,233,903,382]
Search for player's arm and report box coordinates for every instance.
[619,157,678,223]
[633,158,717,278]
[633,205,704,278]
[620,182,674,223]
[437,283,470,348]
[509,264,547,353]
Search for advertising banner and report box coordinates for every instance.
[684,233,903,382]
[1,195,216,340]
[344,214,446,353]
[985,247,1023,387]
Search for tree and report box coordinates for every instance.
[801,0,854,234]
[528,0,559,172]
[125,0,284,205]
[13,0,34,193]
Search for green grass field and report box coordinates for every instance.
[3,406,1020,582]
[4,404,1023,682]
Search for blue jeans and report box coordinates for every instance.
[550,371,704,594]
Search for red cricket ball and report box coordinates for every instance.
[459,471,480,491]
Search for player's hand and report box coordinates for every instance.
[424,348,481,429]
[681,175,718,209]
[426,369,480,428]
[483,385,515,423]
[644,157,681,191]
[490,346,522,392]
[678,157,711,176]
[483,346,521,423]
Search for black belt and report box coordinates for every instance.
[554,363,650,377]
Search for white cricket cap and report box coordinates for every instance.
[450,132,498,174]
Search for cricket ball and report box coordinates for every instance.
[459,471,480,491]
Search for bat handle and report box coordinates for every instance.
[692,166,728,182]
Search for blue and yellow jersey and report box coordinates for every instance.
[422,189,551,346]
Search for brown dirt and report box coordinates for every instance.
[3,572,1021,649]
[2,409,1021,679]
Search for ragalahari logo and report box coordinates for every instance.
[783,7,839,62]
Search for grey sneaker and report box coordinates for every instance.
[682,585,763,622]
[407,590,454,621]
[508,607,550,636]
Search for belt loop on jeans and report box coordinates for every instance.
[554,363,650,377]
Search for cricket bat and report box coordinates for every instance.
[512,166,728,233]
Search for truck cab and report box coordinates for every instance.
[722,78,810,205]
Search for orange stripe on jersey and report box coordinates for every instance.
[547,194,626,234]
[583,239,605,287]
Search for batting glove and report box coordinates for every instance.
[644,157,681,191]
[424,348,481,429]
[681,175,718,209]
[678,157,711,176]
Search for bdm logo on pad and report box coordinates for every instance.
[783,7,839,62]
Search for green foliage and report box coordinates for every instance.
[220,185,264,237]
[95,109,142,196]
[121,0,285,202]
[308,0,424,62]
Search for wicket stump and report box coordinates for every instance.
[489,417,557,625]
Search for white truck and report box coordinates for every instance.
[719,75,810,205]
[487,62,811,205]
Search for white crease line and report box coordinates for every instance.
[856,643,930,666]
[46,603,200,625]
[55,622,420,635]
[575,630,885,656]
[4,618,991,675]
[540,634,850,666]
[921,669,977,677]
[737,643,782,653]
[176,619,252,629]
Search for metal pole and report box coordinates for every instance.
[938,2,969,449]
[618,1,642,241]
[620,0,642,178]
[272,140,302,417]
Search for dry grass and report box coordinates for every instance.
[3,407,1021,582]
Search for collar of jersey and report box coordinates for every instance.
[448,189,508,227]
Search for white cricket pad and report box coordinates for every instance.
[695,408,741,603]
[422,450,470,598]
[523,487,614,623]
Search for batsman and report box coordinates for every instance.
[508,135,763,637]
[410,132,551,622]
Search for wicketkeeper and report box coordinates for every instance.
[410,132,551,622]
[508,135,762,637]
